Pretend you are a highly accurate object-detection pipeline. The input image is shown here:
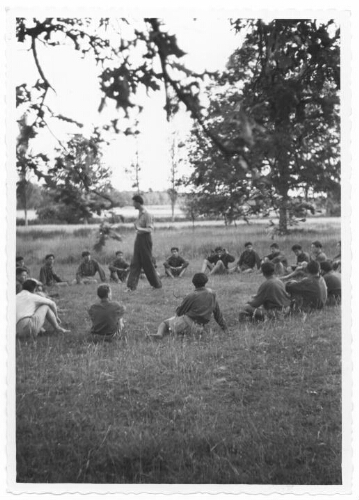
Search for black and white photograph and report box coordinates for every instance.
[2,1,358,497]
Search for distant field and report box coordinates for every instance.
[15,221,342,484]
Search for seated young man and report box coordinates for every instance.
[238,261,291,321]
[231,241,261,274]
[320,261,341,305]
[150,273,228,338]
[163,247,189,278]
[290,244,310,271]
[262,243,288,275]
[75,250,106,284]
[281,261,309,282]
[285,260,328,312]
[332,241,341,272]
[16,267,28,294]
[39,254,68,287]
[109,250,130,283]
[16,279,70,339]
[88,284,126,341]
[310,240,327,263]
[201,247,235,276]
[16,256,30,276]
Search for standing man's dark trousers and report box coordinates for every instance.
[127,233,162,290]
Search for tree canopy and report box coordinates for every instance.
[186,19,340,232]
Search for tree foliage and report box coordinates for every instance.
[186,19,340,232]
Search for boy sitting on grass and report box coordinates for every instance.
[163,247,189,278]
[320,261,341,305]
[238,261,291,321]
[285,260,327,312]
[88,284,126,341]
[149,272,228,339]
[16,279,70,340]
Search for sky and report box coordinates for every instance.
[15,18,241,191]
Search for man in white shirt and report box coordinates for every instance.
[16,279,70,339]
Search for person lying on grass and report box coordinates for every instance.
[229,241,261,274]
[75,250,106,285]
[285,260,328,312]
[163,247,190,278]
[39,254,68,288]
[16,267,28,294]
[238,261,291,321]
[149,272,228,339]
[201,246,235,276]
[109,250,130,283]
[88,284,126,341]
[320,261,341,306]
[16,278,70,340]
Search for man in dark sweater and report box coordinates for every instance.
[150,273,228,338]
[163,247,189,278]
[320,261,341,305]
[286,260,327,312]
[262,243,288,275]
[231,242,261,274]
[238,262,291,321]
[290,244,310,270]
[201,247,235,276]
[109,251,130,283]
[88,284,126,341]
[39,254,67,287]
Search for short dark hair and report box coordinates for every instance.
[291,244,302,251]
[22,279,38,293]
[115,250,123,256]
[307,260,320,275]
[132,194,144,205]
[270,243,279,249]
[320,261,333,273]
[16,267,27,276]
[82,251,91,258]
[214,246,223,252]
[192,272,208,288]
[45,254,55,260]
[244,242,253,247]
[311,240,322,248]
[16,256,24,263]
[171,247,179,252]
[97,284,111,299]
[261,261,275,276]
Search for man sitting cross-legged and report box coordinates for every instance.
[201,246,235,276]
[320,261,341,305]
[39,254,68,288]
[149,272,228,339]
[229,241,261,274]
[16,278,70,339]
[163,247,189,278]
[261,242,288,276]
[290,244,310,271]
[285,260,327,312]
[109,250,130,283]
[238,261,291,321]
[310,240,327,263]
[88,284,126,341]
[75,250,106,284]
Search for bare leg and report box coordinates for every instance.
[45,308,70,333]
[179,267,187,277]
[209,261,226,276]
[149,321,169,339]
[201,260,212,273]
[165,268,175,279]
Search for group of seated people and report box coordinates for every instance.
[15,239,341,341]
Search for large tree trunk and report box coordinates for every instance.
[278,203,288,234]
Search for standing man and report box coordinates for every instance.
[126,195,162,291]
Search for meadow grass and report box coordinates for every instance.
[15,222,342,484]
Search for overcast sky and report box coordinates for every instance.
[15,18,240,191]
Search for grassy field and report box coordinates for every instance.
[15,222,342,484]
